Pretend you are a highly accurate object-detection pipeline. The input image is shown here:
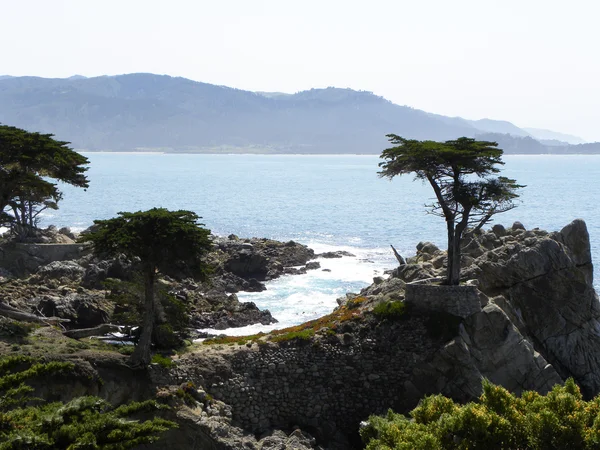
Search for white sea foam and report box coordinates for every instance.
[197,243,397,337]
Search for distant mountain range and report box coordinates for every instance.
[0,73,595,154]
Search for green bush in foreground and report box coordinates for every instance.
[0,355,176,449]
[361,378,600,450]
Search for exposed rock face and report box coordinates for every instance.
[0,233,317,332]
[161,405,321,450]
[213,236,315,282]
[36,292,113,328]
[401,219,600,396]
[32,260,86,284]
[190,293,275,330]
[161,219,599,449]
[411,302,561,402]
[80,254,136,289]
[469,220,600,396]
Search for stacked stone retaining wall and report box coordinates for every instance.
[182,317,447,445]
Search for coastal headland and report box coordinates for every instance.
[0,219,598,448]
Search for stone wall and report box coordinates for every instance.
[173,291,560,448]
[181,317,446,446]
[405,283,482,318]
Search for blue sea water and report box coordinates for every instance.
[42,153,600,334]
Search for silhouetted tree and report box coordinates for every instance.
[80,208,212,367]
[379,135,522,285]
[0,125,89,238]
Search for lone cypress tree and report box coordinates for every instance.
[81,208,212,367]
[379,135,522,285]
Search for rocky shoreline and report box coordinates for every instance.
[2,220,600,449]
[150,219,600,448]
[0,229,327,335]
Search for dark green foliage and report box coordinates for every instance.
[361,378,600,450]
[0,125,89,238]
[80,208,212,367]
[372,301,406,320]
[80,208,212,281]
[0,319,36,337]
[379,135,523,285]
[105,278,189,350]
[0,356,175,449]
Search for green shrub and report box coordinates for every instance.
[373,301,406,320]
[151,354,175,369]
[117,345,135,355]
[270,329,315,343]
[361,378,600,450]
[0,318,36,337]
[0,355,175,448]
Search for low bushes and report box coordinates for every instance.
[372,300,406,320]
[361,378,600,450]
[0,355,175,449]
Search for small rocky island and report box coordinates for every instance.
[0,219,599,449]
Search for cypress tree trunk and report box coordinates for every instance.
[449,233,462,285]
[449,210,471,285]
[445,219,455,285]
[130,268,156,367]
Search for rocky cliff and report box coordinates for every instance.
[405,219,600,397]
[2,220,599,449]
[159,219,600,448]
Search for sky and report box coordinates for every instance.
[2,0,599,141]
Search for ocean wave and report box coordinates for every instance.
[200,243,397,336]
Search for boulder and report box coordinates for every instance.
[81,255,135,288]
[191,303,276,329]
[36,292,113,328]
[34,260,85,283]
[225,250,270,279]
[412,303,562,402]
[317,251,355,259]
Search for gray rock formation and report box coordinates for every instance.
[411,302,561,402]
[33,260,85,284]
[164,219,600,448]
[36,292,113,328]
[403,218,600,396]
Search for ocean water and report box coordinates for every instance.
[41,154,600,334]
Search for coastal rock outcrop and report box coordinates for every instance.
[162,219,599,448]
[0,233,317,332]
[212,236,316,282]
[397,219,600,396]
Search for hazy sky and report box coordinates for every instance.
[2,0,599,141]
